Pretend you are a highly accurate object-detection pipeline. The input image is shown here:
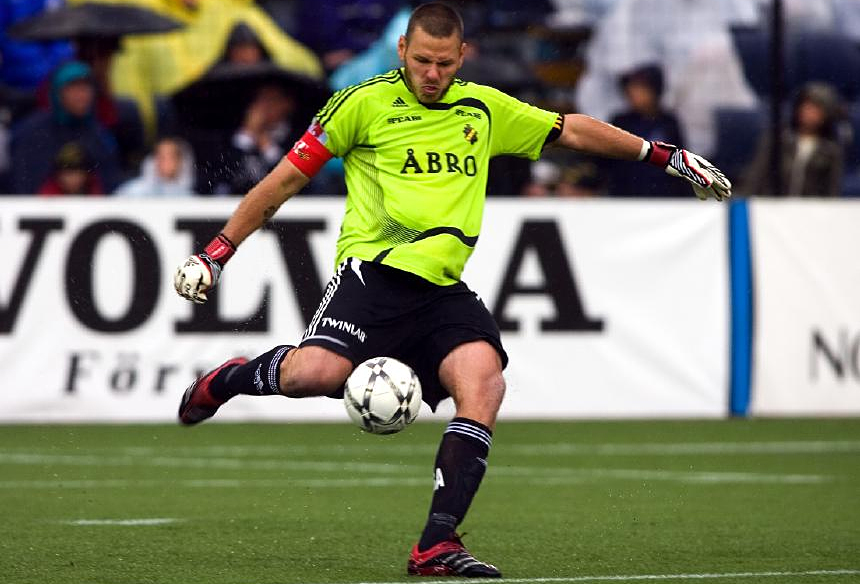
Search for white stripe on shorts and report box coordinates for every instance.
[302,335,349,348]
[303,260,348,340]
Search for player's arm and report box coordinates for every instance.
[174,130,332,304]
[553,113,732,201]
[220,157,309,248]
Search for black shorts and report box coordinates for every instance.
[300,258,508,410]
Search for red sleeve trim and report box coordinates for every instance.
[287,131,334,178]
[645,141,673,168]
[204,233,236,265]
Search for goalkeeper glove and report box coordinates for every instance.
[643,141,732,201]
[174,233,236,304]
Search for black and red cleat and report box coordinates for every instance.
[178,357,248,425]
[407,534,501,578]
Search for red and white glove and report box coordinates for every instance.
[174,233,236,304]
[643,141,732,201]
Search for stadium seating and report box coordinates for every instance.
[712,106,767,184]
[731,28,860,102]
[791,33,860,102]
[731,27,773,97]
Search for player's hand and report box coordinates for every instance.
[174,253,221,304]
[174,233,236,304]
[665,147,731,201]
[645,141,732,201]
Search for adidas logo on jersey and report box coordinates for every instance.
[392,96,408,107]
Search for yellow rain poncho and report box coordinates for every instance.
[71,0,323,138]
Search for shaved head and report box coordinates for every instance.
[405,2,464,43]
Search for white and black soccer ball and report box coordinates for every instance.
[343,357,422,435]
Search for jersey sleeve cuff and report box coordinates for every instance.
[543,114,565,145]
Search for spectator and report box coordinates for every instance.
[176,18,326,195]
[575,0,758,157]
[0,76,37,193]
[777,0,860,42]
[545,0,620,28]
[605,64,687,196]
[214,84,299,195]
[523,159,603,198]
[293,0,403,71]
[114,136,196,197]
[0,0,73,90]
[108,0,322,139]
[73,37,147,174]
[38,141,104,196]
[30,37,148,178]
[10,61,121,194]
[741,83,845,197]
[224,22,270,65]
[329,6,410,91]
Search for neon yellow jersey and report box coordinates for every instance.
[314,68,561,285]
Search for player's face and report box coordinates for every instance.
[398,27,465,103]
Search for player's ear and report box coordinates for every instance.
[397,35,407,62]
[458,42,466,67]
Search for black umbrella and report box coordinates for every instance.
[171,61,328,130]
[7,2,183,41]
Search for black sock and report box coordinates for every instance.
[209,345,294,402]
[418,417,492,551]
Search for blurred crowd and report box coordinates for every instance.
[1,0,859,198]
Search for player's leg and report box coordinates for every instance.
[179,259,368,425]
[278,346,354,397]
[437,340,505,429]
[422,340,505,544]
[178,345,353,425]
[408,340,505,578]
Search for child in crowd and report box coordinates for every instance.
[114,136,196,197]
[38,142,104,196]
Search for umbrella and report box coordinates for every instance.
[7,2,183,41]
[171,61,329,130]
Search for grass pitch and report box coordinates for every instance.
[0,419,858,584]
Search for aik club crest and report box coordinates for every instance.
[463,124,478,144]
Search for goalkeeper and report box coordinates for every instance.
[174,2,731,578]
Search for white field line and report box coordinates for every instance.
[64,518,180,526]
[94,439,860,458]
[520,469,830,484]
[2,441,859,462]
[0,477,431,489]
[351,569,860,584]
[0,451,834,484]
[0,452,426,474]
[0,465,830,490]
[507,440,860,457]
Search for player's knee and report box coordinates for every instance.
[452,374,505,430]
[280,347,351,397]
[450,366,506,417]
[468,371,505,409]
[441,341,505,394]
[488,370,506,402]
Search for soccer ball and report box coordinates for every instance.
[343,357,422,435]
